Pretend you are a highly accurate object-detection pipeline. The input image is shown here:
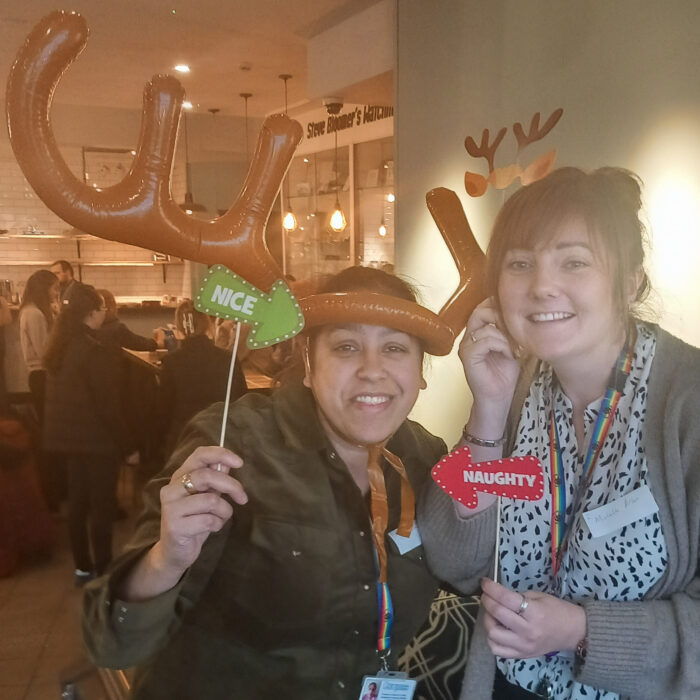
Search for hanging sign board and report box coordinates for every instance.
[304,105,394,140]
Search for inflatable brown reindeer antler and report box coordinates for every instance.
[302,188,486,356]
[6,11,303,292]
[425,187,486,336]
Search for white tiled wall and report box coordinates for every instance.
[0,141,188,300]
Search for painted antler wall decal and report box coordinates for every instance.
[464,108,564,197]
[464,127,507,175]
[513,108,563,152]
[6,11,303,293]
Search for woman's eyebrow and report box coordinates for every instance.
[554,241,592,251]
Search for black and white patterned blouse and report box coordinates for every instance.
[497,322,667,699]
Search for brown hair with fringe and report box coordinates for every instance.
[486,167,651,322]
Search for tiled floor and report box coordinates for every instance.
[0,512,135,700]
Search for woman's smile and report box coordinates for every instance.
[527,311,575,323]
[351,393,392,408]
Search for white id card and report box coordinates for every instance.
[582,484,659,538]
[358,674,416,700]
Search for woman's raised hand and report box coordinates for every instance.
[121,446,247,601]
[158,447,247,574]
[459,298,521,425]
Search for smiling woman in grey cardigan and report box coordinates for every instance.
[419,168,700,700]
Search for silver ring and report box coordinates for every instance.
[517,595,529,615]
[181,472,199,496]
[469,330,478,343]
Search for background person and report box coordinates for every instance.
[50,259,76,304]
[0,295,12,411]
[420,167,700,700]
[82,266,468,699]
[155,299,247,459]
[18,268,61,508]
[95,288,158,352]
[43,283,135,585]
[19,269,58,421]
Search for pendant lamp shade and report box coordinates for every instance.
[179,109,206,215]
[325,99,347,233]
[279,74,297,233]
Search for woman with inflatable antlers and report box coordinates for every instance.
[420,167,700,700]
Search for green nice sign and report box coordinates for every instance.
[195,265,305,349]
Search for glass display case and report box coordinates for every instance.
[282,145,351,283]
[354,136,394,271]
[281,135,393,283]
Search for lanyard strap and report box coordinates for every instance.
[376,581,394,669]
[549,342,634,575]
[367,445,415,582]
[367,445,414,666]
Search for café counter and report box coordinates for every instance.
[122,347,274,391]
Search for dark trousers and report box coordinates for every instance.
[66,453,120,574]
[28,370,67,510]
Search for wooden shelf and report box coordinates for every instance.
[4,260,183,267]
[0,233,94,240]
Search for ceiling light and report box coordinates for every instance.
[279,74,297,233]
[240,93,252,164]
[174,64,190,73]
[386,192,395,202]
[182,101,193,110]
[178,110,206,215]
[325,99,347,234]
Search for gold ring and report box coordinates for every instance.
[181,472,199,496]
[517,595,529,615]
[469,331,478,343]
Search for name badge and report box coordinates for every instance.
[582,484,659,538]
[388,522,421,554]
[358,673,416,700]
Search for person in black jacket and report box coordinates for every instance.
[156,299,247,458]
[44,283,135,585]
[95,289,157,352]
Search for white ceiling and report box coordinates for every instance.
[0,0,384,118]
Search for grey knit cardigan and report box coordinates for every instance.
[418,326,700,700]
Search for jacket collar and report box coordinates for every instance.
[272,379,329,453]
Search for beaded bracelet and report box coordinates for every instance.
[461,426,506,448]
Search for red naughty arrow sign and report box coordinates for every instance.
[431,446,544,509]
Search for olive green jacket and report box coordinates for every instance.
[83,380,447,700]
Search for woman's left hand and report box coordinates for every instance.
[480,578,586,659]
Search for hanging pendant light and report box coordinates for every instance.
[279,74,298,233]
[325,99,347,233]
[240,92,253,167]
[179,107,207,215]
[208,107,229,217]
[378,215,387,237]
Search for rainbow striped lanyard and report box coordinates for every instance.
[376,581,394,669]
[549,341,634,576]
